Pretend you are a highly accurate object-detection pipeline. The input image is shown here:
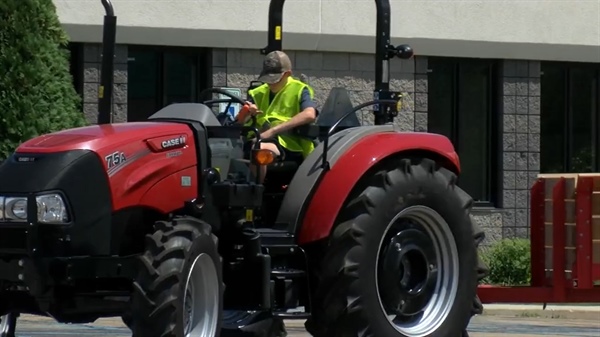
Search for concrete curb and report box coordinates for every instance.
[480,304,600,321]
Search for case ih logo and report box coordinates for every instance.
[161,136,186,149]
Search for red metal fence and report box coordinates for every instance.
[478,174,600,303]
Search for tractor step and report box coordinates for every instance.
[270,268,306,311]
[256,228,296,247]
[271,268,305,278]
[273,311,311,319]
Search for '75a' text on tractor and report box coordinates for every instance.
[0,0,488,336]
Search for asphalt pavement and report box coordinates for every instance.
[10,312,600,337]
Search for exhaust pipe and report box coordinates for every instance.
[97,0,117,125]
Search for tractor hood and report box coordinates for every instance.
[16,122,191,154]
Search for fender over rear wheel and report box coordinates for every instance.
[305,158,488,337]
[130,217,223,337]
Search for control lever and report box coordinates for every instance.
[234,104,262,125]
[235,104,251,123]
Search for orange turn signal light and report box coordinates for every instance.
[252,149,276,166]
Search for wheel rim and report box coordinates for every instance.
[0,314,12,336]
[376,205,459,337]
[182,253,220,337]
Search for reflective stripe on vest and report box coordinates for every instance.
[248,78,316,158]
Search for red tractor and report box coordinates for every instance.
[0,0,488,336]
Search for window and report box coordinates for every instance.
[66,43,84,109]
[127,46,211,121]
[540,62,600,173]
[428,57,501,206]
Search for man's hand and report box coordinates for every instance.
[245,102,261,116]
[236,102,261,124]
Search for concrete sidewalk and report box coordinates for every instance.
[13,315,600,337]
[281,304,600,328]
[15,303,600,327]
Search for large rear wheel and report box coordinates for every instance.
[306,158,488,337]
[130,217,223,337]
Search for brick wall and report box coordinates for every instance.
[82,44,128,124]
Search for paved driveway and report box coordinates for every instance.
[10,314,600,337]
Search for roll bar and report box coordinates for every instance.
[261,0,413,125]
[98,0,117,124]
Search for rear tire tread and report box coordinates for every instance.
[306,158,489,337]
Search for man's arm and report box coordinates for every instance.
[268,88,317,135]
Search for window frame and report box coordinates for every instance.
[127,45,212,121]
[540,61,600,173]
[66,42,84,110]
[427,57,502,208]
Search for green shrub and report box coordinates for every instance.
[481,238,531,286]
[0,0,87,160]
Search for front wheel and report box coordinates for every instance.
[130,217,223,337]
[221,310,287,337]
[0,313,16,337]
[306,158,486,337]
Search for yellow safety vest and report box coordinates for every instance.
[247,78,316,158]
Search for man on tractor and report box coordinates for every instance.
[237,50,318,183]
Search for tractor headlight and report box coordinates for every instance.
[7,198,28,220]
[0,197,28,222]
[36,194,69,224]
[0,194,69,224]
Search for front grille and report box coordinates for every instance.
[0,227,28,253]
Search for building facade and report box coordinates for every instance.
[57,0,600,245]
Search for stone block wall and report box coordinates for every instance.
[82,44,129,124]
[75,44,543,246]
[470,61,542,245]
[500,60,542,239]
[211,48,547,245]
[211,48,428,131]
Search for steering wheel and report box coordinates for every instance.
[200,87,246,106]
[199,88,254,125]
[199,87,285,161]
